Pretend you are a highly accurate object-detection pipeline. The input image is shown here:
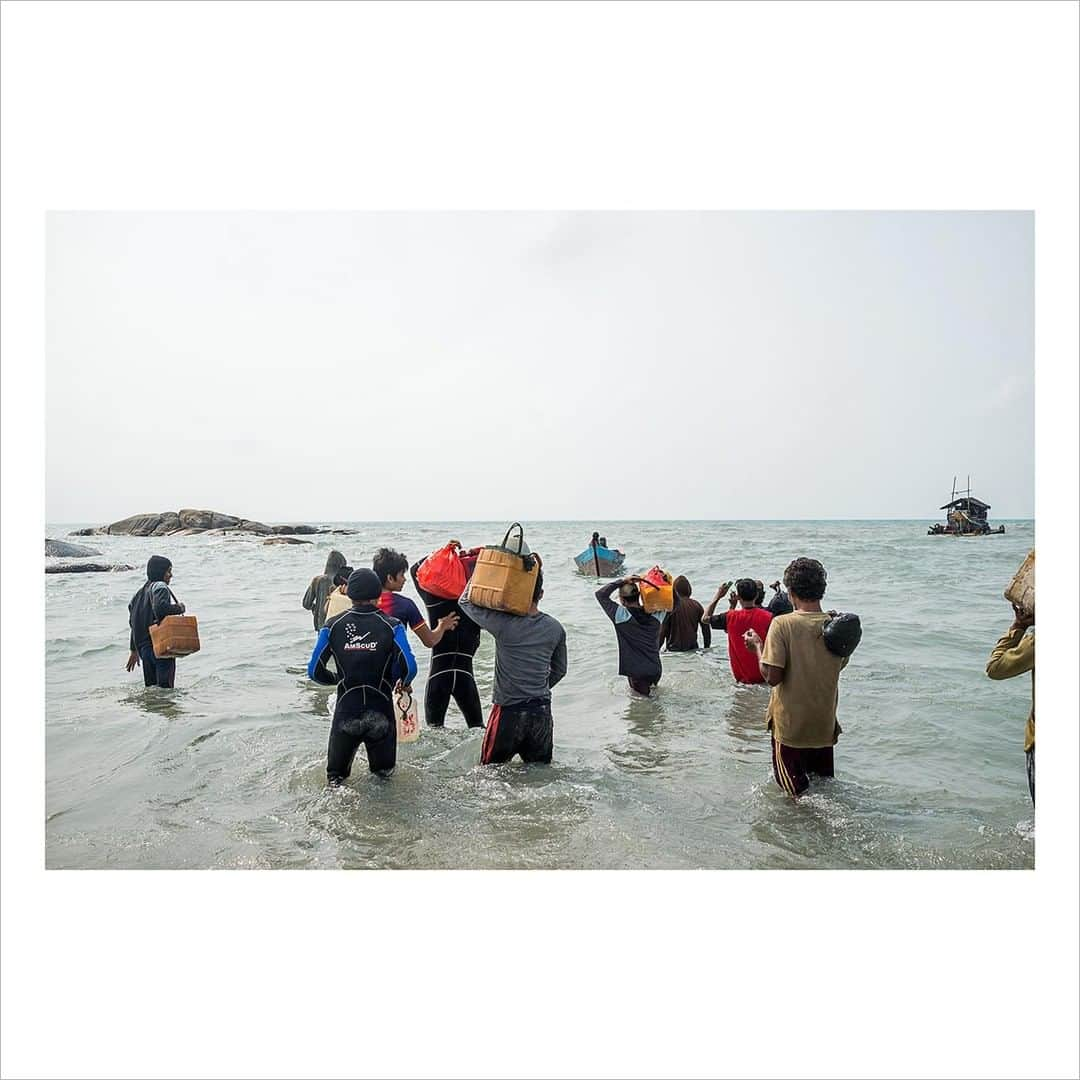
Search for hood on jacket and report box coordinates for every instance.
[673,575,692,599]
[147,555,172,582]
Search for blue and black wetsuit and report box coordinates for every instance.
[308,604,417,782]
[409,558,484,728]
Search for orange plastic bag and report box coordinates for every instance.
[416,542,468,600]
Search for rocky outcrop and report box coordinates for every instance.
[46,539,103,558]
[46,563,135,574]
[68,509,329,538]
[263,536,313,545]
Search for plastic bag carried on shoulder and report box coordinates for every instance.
[822,612,862,658]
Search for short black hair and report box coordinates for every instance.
[334,566,354,586]
[783,557,827,601]
[532,566,544,602]
[735,578,757,602]
[372,547,408,585]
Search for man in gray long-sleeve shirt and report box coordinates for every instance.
[458,564,567,765]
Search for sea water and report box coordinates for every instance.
[45,520,1035,869]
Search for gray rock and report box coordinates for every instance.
[271,524,320,535]
[150,512,181,536]
[46,562,135,574]
[46,539,102,557]
[75,509,312,538]
[105,513,168,536]
[263,536,313,545]
[178,508,241,531]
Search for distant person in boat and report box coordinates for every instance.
[126,555,186,688]
[986,601,1035,804]
[703,579,773,684]
[742,558,849,800]
[323,566,354,625]
[596,577,665,696]
[372,547,459,648]
[302,549,347,632]
[308,568,418,784]
[659,575,711,652]
[459,566,568,765]
[410,546,484,729]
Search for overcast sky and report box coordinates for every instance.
[46,211,1033,523]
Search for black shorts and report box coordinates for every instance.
[326,687,396,783]
[770,736,834,799]
[480,699,553,765]
[425,650,483,728]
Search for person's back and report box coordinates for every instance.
[309,568,417,783]
[743,558,849,799]
[126,555,186,688]
[596,578,663,694]
[660,575,710,652]
[706,579,773,683]
[761,611,846,746]
[302,550,347,631]
[410,550,484,728]
[458,565,568,765]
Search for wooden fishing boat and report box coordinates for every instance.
[574,542,626,577]
[927,477,1005,536]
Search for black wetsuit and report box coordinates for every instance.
[128,580,185,688]
[409,559,483,728]
[309,606,417,782]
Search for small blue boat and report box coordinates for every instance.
[574,542,626,578]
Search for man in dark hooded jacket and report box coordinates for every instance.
[302,550,347,631]
[126,555,186,688]
[596,578,665,695]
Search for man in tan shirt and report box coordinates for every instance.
[744,557,848,799]
[986,602,1035,804]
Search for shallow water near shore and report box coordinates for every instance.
[45,519,1034,869]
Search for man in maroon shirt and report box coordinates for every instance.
[702,578,773,683]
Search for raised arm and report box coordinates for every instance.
[702,581,732,625]
[986,621,1034,680]
[459,592,509,634]
[595,581,621,622]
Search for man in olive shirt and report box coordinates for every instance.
[986,602,1035,804]
[744,557,848,799]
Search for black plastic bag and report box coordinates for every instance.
[823,612,862,657]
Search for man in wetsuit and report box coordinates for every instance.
[596,578,665,695]
[373,547,459,648]
[458,566,567,765]
[126,555,186,688]
[308,568,417,783]
[410,548,484,728]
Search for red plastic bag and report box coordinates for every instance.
[642,566,670,589]
[416,542,468,600]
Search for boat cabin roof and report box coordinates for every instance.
[940,496,991,511]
